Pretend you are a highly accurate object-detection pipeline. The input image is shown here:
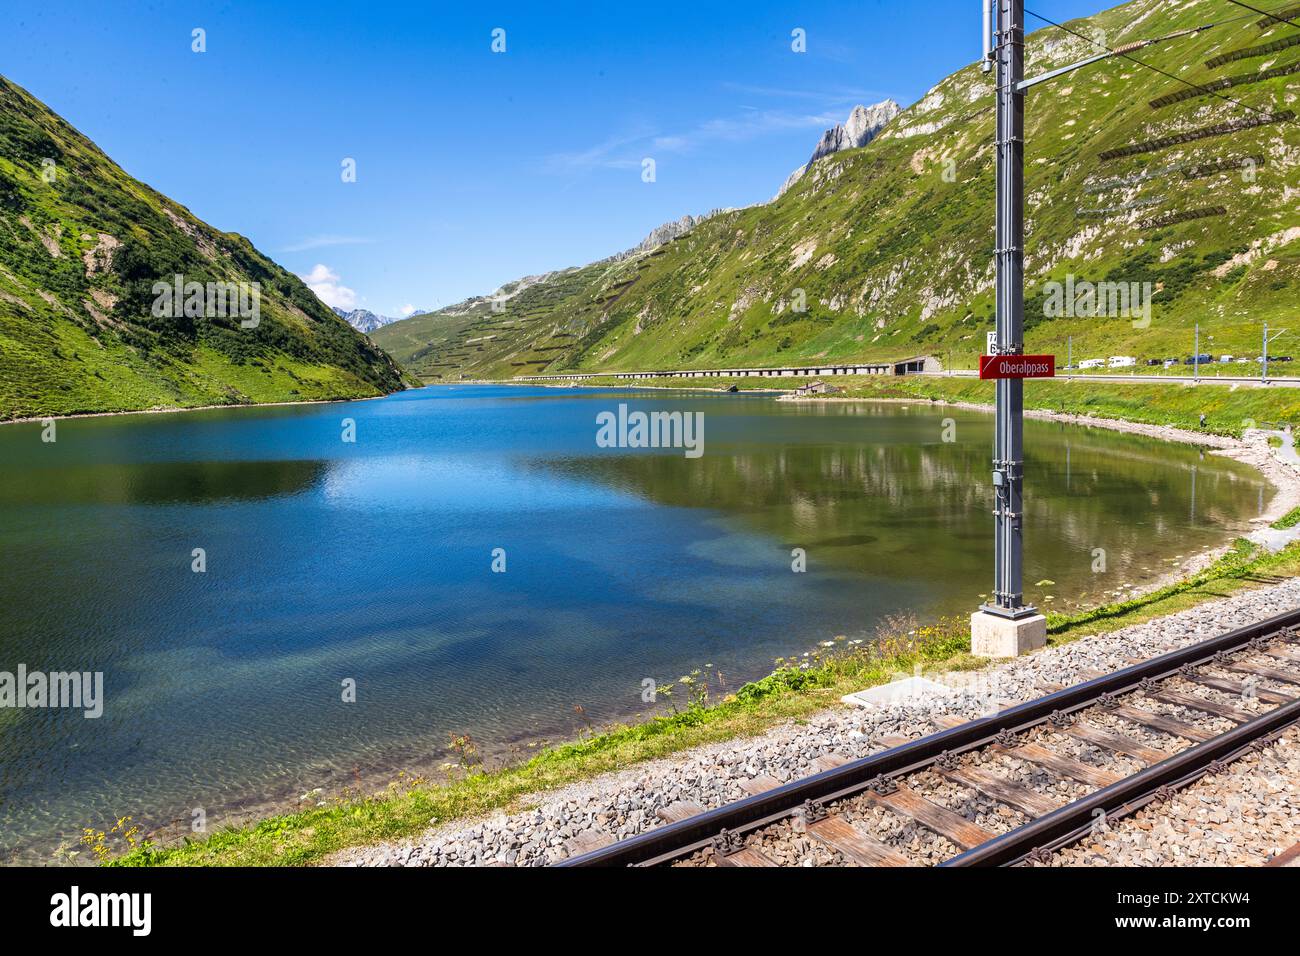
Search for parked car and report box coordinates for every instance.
[1219,355,1233,363]
[1145,358,1162,366]
[1163,359,1179,368]
[1184,354,1214,365]
[1274,356,1293,362]
[1109,356,1136,368]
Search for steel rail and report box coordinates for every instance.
[558,608,1300,867]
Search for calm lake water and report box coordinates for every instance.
[0,384,1272,861]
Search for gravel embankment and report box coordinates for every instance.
[330,574,1300,867]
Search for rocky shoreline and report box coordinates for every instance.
[0,391,390,427]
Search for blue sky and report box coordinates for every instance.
[2,0,1102,316]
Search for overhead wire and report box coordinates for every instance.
[1022,6,1294,123]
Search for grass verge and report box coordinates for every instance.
[1272,506,1300,530]
[108,536,1300,867]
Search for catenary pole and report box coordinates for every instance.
[983,0,1033,620]
[972,0,1238,652]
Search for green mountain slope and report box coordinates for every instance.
[0,75,411,421]
[375,0,1300,380]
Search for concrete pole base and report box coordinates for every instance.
[970,610,1047,658]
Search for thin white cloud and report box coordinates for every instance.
[544,109,841,175]
[299,264,357,310]
[280,235,376,253]
[278,235,374,254]
[398,304,416,317]
[686,109,841,145]
[543,126,656,173]
[721,82,894,103]
[651,135,689,151]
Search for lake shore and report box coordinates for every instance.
[0,391,394,427]
[110,521,1300,867]
[5,381,1289,866]
[97,383,1300,866]
[330,565,1300,867]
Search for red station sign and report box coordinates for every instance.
[978,354,1056,380]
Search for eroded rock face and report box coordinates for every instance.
[614,208,735,260]
[636,215,701,252]
[811,101,903,163]
[776,100,902,198]
[82,232,121,277]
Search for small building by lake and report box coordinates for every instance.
[792,380,841,397]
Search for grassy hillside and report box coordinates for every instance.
[0,75,412,421]
[375,0,1300,381]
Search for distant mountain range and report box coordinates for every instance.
[372,0,1299,383]
[0,75,410,420]
[371,100,903,369]
[331,307,424,334]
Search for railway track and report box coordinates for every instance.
[559,610,1300,868]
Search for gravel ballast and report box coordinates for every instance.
[1040,723,1300,867]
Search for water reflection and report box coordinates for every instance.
[535,415,1261,607]
[0,459,328,505]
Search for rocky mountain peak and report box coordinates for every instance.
[332,307,420,334]
[618,209,734,259]
[777,99,902,198]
